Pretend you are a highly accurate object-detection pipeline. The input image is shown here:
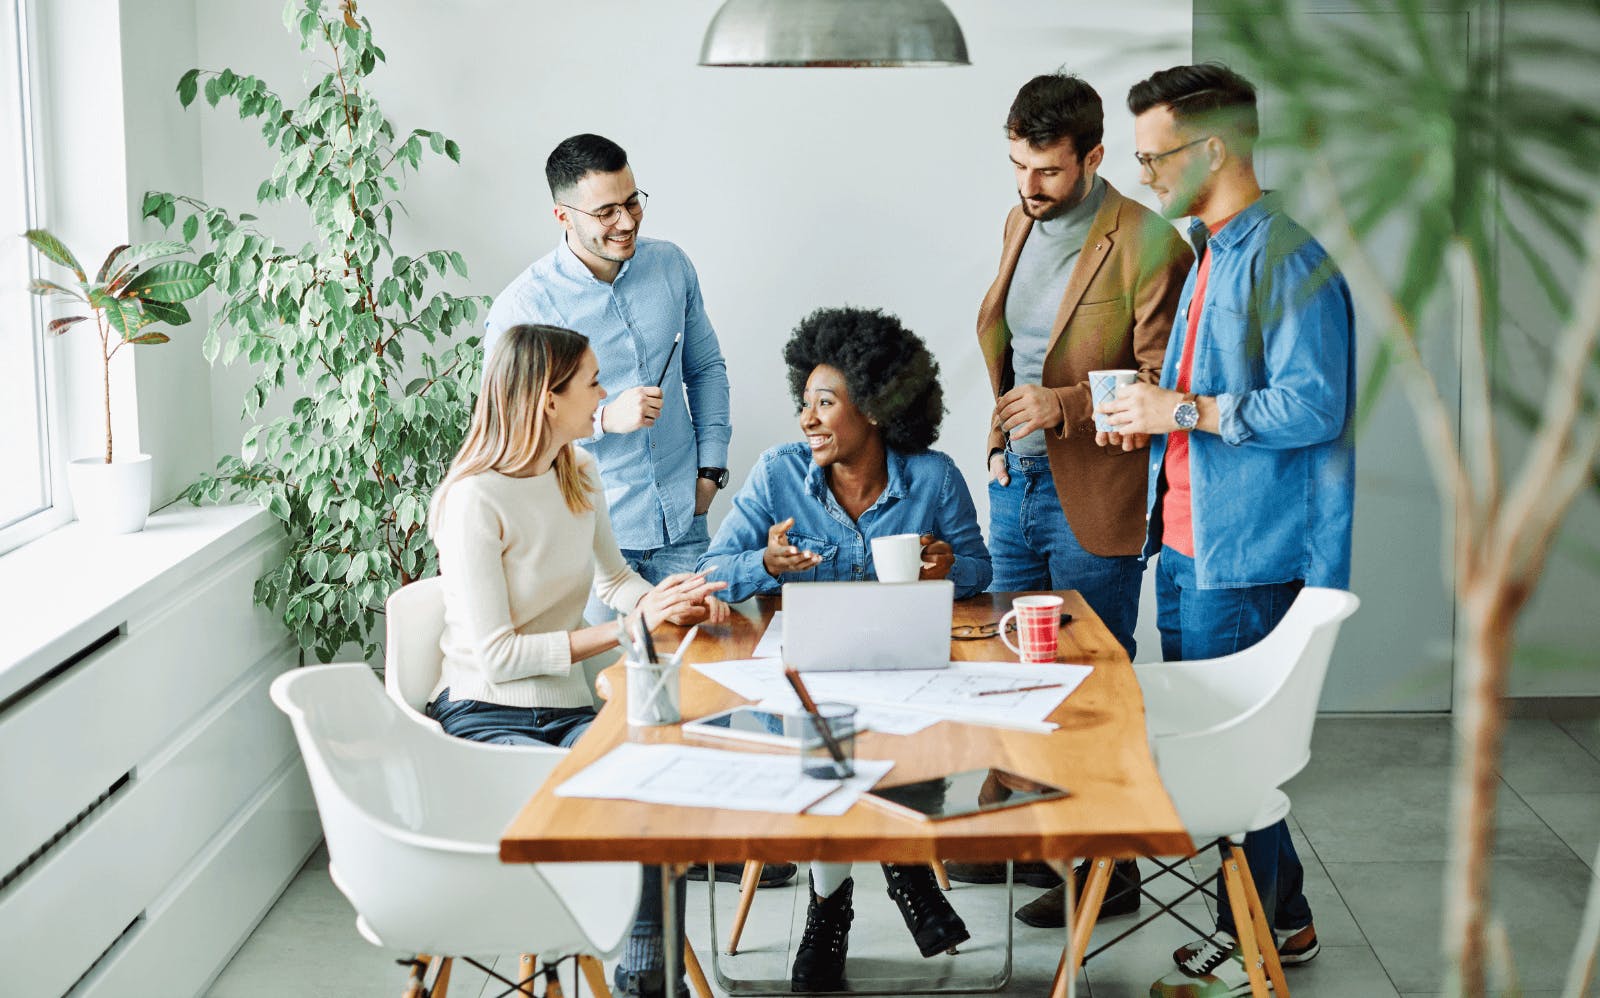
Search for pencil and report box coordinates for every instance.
[655,332,682,386]
[971,682,1064,697]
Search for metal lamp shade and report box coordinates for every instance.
[698,0,971,67]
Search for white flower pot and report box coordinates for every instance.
[67,453,154,534]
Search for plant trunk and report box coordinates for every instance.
[1444,578,1520,996]
[103,348,113,464]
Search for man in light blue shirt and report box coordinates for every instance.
[485,134,731,602]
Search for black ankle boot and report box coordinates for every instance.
[881,863,971,958]
[791,873,853,993]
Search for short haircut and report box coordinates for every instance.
[1005,73,1104,158]
[783,307,944,454]
[1127,63,1259,146]
[545,133,629,200]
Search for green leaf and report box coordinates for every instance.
[125,331,172,345]
[24,229,85,280]
[107,239,190,277]
[122,260,213,302]
[183,214,200,242]
[177,67,201,108]
[96,244,130,283]
[443,139,460,163]
[140,299,192,326]
[28,278,81,299]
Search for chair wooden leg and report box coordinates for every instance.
[401,955,433,998]
[431,957,454,998]
[518,954,538,996]
[578,954,613,998]
[1047,857,1108,998]
[1231,844,1291,997]
[725,860,764,954]
[933,858,952,891]
[1220,855,1272,998]
[684,938,713,998]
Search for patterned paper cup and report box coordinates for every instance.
[1089,369,1139,433]
[999,594,1065,664]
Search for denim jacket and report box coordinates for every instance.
[701,442,993,603]
[1144,195,1356,589]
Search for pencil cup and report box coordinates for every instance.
[799,702,857,781]
[626,658,681,726]
[999,594,1065,664]
[1089,369,1139,432]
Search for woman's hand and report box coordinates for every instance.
[636,571,730,626]
[763,516,823,578]
[919,533,954,580]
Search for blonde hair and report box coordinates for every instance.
[432,324,595,526]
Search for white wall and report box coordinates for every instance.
[191,0,1191,538]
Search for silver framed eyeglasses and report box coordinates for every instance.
[1133,137,1211,171]
[560,189,649,226]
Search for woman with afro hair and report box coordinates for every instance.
[698,306,990,992]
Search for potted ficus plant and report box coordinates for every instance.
[25,229,210,533]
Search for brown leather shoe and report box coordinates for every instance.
[1015,860,1141,928]
[943,860,1064,888]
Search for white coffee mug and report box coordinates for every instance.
[871,532,924,584]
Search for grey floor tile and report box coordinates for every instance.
[1289,768,1571,863]
[1326,858,1598,993]
[1520,792,1600,869]
[1308,717,1455,770]
[1498,719,1600,795]
[1559,717,1600,761]
[1266,944,1400,998]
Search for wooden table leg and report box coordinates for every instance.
[578,954,612,998]
[726,860,764,954]
[684,938,713,998]
[1220,857,1271,998]
[1049,857,1111,998]
[1233,845,1290,997]
[933,858,952,891]
[431,957,454,998]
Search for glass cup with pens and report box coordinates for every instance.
[620,614,701,727]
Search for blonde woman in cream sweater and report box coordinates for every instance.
[426,322,725,998]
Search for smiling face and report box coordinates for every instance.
[546,348,605,446]
[799,364,880,469]
[1010,135,1103,221]
[1133,104,1214,220]
[555,166,641,278]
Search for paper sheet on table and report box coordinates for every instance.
[555,741,894,814]
[692,659,1091,732]
[750,612,783,658]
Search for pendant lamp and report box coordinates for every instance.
[698,0,971,68]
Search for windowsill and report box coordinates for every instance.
[0,502,279,704]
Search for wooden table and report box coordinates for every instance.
[501,592,1189,995]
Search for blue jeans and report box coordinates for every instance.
[587,513,711,625]
[1155,546,1311,935]
[988,452,1143,659]
[426,691,682,978]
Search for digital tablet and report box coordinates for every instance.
[865,767,1070,821]
[681,705,797,747]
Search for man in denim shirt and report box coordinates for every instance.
[485,134,732,612]
[1103,66,1355,993]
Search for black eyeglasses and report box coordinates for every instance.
[951,620,1019,641]
[560,190,649,226]
[1133,137,1211,171]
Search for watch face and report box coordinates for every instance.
[1175,402,1200,431]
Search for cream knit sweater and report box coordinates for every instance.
[430,453,652,708]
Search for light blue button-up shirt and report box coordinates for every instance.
[1143,194,1356,589]
[484,237,731,551]
[700,442,992,603]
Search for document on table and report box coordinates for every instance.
[555,741,895,814]
[692,659,1091,732]
[750,612,783,659]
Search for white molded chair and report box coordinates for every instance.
[271,662,637,997]
[1052,586,1360,998]
[384,576,448,731]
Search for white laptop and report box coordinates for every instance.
[781,580,953,672]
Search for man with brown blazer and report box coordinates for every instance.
[954,73,1191,926]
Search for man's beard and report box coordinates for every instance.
[1020,174,1090,222]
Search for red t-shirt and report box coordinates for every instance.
[1160,214,1237,557]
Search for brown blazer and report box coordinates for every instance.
[976,180,1193,557]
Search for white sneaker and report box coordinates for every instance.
[1150,945,1270,997]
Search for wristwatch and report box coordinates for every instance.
[698,467,729,489]
[1173,393,1200,431]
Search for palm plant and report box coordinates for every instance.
[1206,0,1600,993]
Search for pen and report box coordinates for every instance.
[782,667,850,777]
[655,332,682,387]
[971,682,1064,698]
[671,624,701,664]
[638,613,660,664]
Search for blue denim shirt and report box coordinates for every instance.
[1144,195,1356,589]
[700,442,993,603]
[484,237,731,550]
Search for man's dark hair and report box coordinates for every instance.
[1005,73,1103,158]
[784,307,944,453]
[1127,63,1259,146]
[545,133,629,200]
